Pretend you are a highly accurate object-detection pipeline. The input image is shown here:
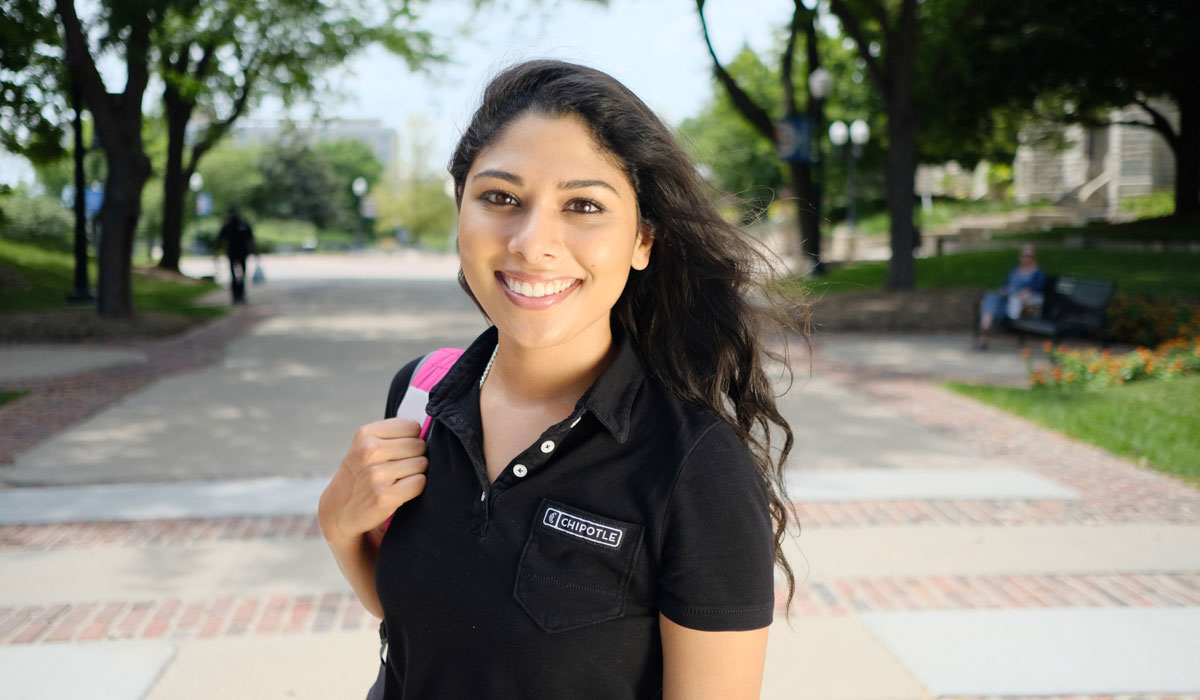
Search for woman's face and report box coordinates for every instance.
[457,112,652,353]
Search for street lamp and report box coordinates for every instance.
[351,177,370,248]
[830,118,870,231]
[809,68,833,102]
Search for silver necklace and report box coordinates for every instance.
[479,344,498,388]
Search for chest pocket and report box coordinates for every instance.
[513,498,645,633]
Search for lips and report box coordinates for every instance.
[499,272,580,299]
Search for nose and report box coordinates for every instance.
[508,201,562,262]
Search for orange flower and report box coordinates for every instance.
[1043,341,1053,352]
[1021,348,1031,359]
[1065,372,1077,382]
[1052,367,1064,381]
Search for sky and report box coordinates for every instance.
[0,0,798,186]
[256,0,796,174]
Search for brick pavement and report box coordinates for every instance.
[2,310,1198,698]
[0,307,265,467]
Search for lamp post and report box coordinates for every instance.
[829,119,870,232]
[67,76,94,304]
[808,67,832,275]
[352,177,369,248]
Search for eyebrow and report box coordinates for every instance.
[472,169,620,197]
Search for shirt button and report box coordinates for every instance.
[540,440,555,454]
[513,464,528,478]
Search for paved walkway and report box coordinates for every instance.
[1,253,1197,699]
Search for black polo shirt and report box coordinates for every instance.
[375,325,775,699]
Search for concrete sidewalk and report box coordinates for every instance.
[1,253,1198,699]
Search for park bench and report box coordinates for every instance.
[981,275,1117,345]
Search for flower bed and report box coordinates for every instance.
[1028,337,1200,389]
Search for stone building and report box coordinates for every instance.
[1012,101,1177,220]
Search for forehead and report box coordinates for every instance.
[469,113,631,187]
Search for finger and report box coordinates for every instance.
[388,472,427,506]
[360,417,422,440]
[357,437,426,466]
[367,456,428,486]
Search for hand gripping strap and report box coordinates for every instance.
[381,347,463,533]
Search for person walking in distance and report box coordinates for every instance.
[213,206,257,304]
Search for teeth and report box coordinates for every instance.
[504,275,575,298]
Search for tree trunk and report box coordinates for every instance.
[97,149,151,317]
[884,1,919,291]
[1174,87,1200,219]
[788,160,821,272]
[159,94,193,272]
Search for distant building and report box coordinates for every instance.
[1013,101,1177,220]
[222,118,400,175]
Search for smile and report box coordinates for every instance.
[499,273,580,299]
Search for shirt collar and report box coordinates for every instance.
[426,323,644,444]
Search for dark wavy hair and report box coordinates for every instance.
[448,59,807,607]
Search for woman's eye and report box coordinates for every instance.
[567,199,603,214]
[481,191,518,206]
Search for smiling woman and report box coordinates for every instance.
[318,60,807,700]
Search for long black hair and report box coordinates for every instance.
[449,59,807,607]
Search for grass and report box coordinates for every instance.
[0,239,222,317]
[1006,216,1200,244]
[947,376,1200,487]
[800,247,1200,299]
[0,390,26,407]
[851,199,1056,237]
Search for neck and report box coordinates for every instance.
[485,324,616,405]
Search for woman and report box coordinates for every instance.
[319,60,803,699]
[975,243,1045,350]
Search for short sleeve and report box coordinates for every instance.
[657,422,776,631]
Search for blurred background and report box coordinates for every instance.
[1,1,1198,698]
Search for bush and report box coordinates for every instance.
[1029,337,1200,390]
[1120,190,1174,220]
[1107,293,1200,347]
[0,191,74,252]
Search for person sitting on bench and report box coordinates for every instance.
[976,243,1045,350]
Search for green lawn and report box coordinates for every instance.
[0,390,26,407]
[947,376,1200,487]
[1007,216,1200,244]
[802,247,1200,299]
[0,239,222,317]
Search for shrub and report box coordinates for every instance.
[0,191,74,252]
[1029,337,1200,390]
[1107,293,1200,347]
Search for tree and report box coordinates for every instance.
[252,138,340,228]
[695,0,831,273]
[155,0,437,271]
[194,142,263,222]
[54,0,175,317]
[315,139,384,233]
[679,50,787,226]
[824,0,922,289]
[0,0,66,165]
[681,43,885,227]
[372,117,455,244]
[960,0,1199,218]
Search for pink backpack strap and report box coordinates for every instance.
[393,348,464,438]
[380,347,463,535]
